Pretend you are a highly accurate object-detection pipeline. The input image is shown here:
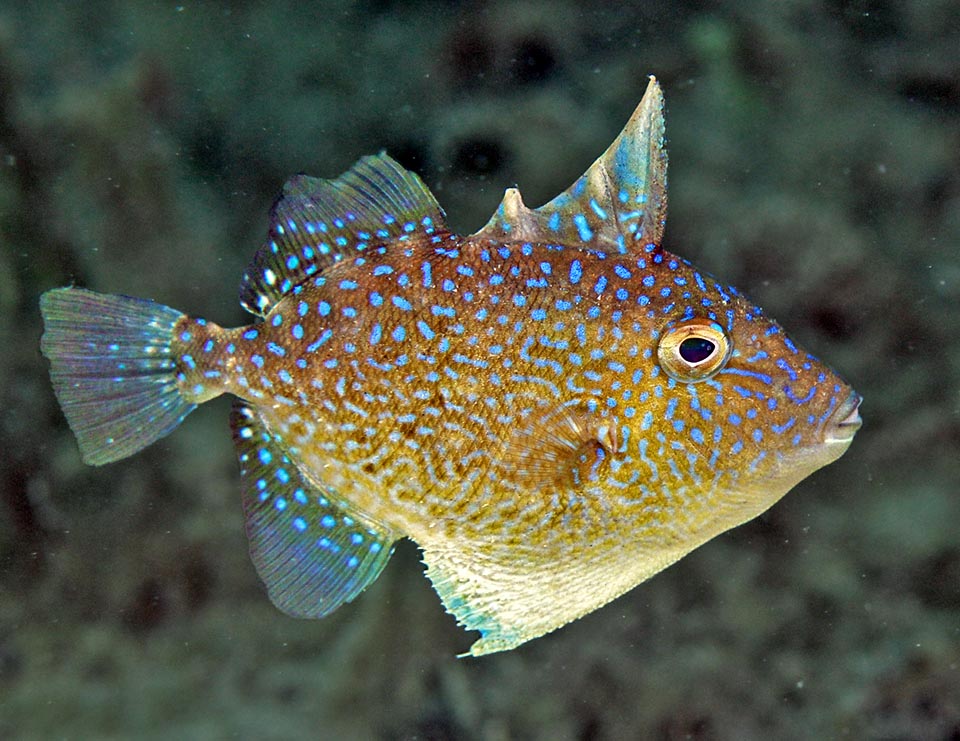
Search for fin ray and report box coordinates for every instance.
[230,403,397,618]
[240,153,450,317]
[501,403,618,491]
[39,287,196,465]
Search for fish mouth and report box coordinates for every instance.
[825,391,862,444]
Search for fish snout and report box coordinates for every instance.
[825,391,862,444]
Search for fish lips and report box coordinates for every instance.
[825,391,863,444]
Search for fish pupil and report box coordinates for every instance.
[679,337,715,364]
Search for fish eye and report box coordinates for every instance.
[657,318,731,382]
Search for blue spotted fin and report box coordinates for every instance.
[239,153,450,317]
[39,287,196,465]
[475,75,667,253]
[230,403,397,618]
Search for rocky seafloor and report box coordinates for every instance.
[1,1,958,738]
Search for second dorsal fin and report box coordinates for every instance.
[239,153,450,317]
[474,76,667,254]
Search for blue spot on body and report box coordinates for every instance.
[417,320,435,340]
[570,260,583,284]
[306,329,333,353]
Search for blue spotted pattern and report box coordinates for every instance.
[39,77,860,659]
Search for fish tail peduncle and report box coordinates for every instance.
[39,286,227,466]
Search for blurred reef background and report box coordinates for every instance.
[1,0,959,738]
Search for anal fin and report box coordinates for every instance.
[230,403,397,618]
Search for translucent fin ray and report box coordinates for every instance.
[240,153,450,317]
[39,287,196,465]
[501,403,618,491]
[474,76,667,253]
[230,403,397,618]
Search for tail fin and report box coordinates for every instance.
[40,287,197,466]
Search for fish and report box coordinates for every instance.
[39,77,862,657]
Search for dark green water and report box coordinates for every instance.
[1,1,958,738]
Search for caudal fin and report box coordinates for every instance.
[40,287,197,465]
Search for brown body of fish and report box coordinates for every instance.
[40,78,861,656]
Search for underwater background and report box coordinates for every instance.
[1,0,958,738]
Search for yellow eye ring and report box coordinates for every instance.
[657,318,732,382]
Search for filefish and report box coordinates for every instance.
[40,77,861,656]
